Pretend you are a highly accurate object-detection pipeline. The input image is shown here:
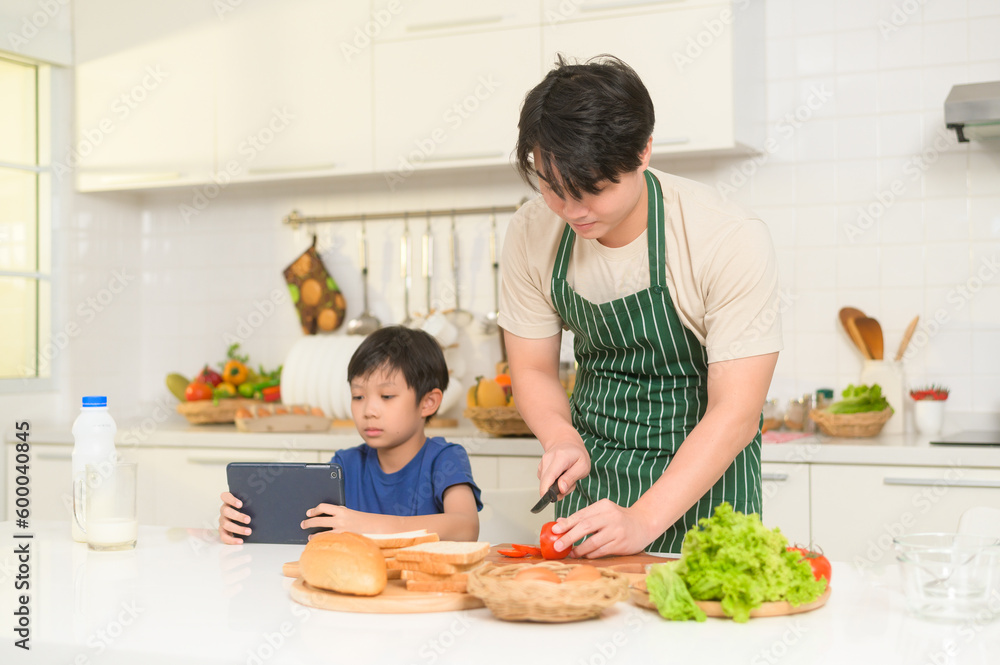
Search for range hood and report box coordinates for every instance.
[945,81,1000,142]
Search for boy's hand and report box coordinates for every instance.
[218,491,252,544]
[301,504,365,534]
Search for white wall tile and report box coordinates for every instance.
[925,243,972,286]
[921,21,969,66]
[795,118,838,161]
[968,151,1000,197]
[877,24,923,71]
[835,30,879,74]
[796,34,835,77]
[794,247,838,290]
[969,197,1000,239]
[795,163,837,204]
[924,0,969,22]
[794,1,836,36]
[837,245,880,289]
[878,113,924,157]
[879,199,924,244]
[836,117,879,160]
[924,197,970,241]
[796,205,837,246]
[881,245,926,288]
[923,152,970,198]
[765,0,796,38]
[967,286,1000,326]
[767,37,797,80]
[922,329,974,374]
[837,159,879,203]
[969,16,1000,60]
[835,0,883,31]
[836,73,880,116]
[921,64,970,111]
[837,204,879,246]
[878,69,924,112]
[793,288,837,332]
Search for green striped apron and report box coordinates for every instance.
[551,170,762,554]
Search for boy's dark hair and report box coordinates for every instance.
[514,54,654,200]
[347,326,449,419]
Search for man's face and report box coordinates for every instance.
[533,149,645,244]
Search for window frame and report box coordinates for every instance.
[0,53,53,391]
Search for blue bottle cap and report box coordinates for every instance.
[82,396,107,407]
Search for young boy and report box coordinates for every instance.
[218,326,482,543]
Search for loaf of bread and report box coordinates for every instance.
[299,532,387,596]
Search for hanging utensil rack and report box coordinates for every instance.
[283,204,521,229]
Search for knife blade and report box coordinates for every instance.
[531,480,561,514]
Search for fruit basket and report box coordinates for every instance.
[467,562,628,622]
[809,407,893,438]
[463,407,533,437]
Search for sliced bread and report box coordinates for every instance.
[386,558,486,576]
[394,541,490,565]
[400,569,471,583]
[405,579,468,594]
[362,529,441,549]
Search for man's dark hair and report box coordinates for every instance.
[514,54,654,200]
[347,326,449,419]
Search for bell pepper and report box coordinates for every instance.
[213,382,237,399]
[223,359,249,386]
[261,385,281,403]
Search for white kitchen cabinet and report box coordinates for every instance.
[4,443,157,527]
[541,1,764,156]
[149,447,319,529]
[214,0,373,178]
[373,0,541,41]
[760,462,810,546]
[73,0,219,191]
[810,464,1000,566]
[373,26,542,173]
[541,0,725,24]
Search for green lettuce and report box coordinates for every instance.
[647,503,827,623]
[645,560,706,622]
[827,383,892,414]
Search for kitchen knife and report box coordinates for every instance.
[531,480,560,514]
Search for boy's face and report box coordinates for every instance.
[533,142,651,247]
[349,366,437,451]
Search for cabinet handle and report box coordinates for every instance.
[761,473,789,482]
[37,450,72,460]
[581,0,685,12]
[422,151,505,163]
[883,477,1000,489]
[653,137,691,146]
[407,15,506,33]
[248,164,337,175]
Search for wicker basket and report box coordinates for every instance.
[463,406,533,437]
[176,398,259,424]
[809,407,893,438]
[467,562,628,622]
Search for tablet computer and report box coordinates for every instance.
[226,462,346,544]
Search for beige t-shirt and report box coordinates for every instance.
[498,168,783,363]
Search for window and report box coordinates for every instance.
[0,55,50,382]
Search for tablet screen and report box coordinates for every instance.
[226,462,346,544]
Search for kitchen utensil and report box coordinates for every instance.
[895,315,920,361]
[73,462,138,551]
[346,217,381,336]
[400,213,414,326]
[531,480,561,514]
[855,316,884,360]
[893,533,1000,621]
[480,210,501,335]
[839,307,871,359]
[423,213,434,315]
[630,578,831,618]
[447,211,474,327]
[290,578,485,614]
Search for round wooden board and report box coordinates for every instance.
[630,580,831,619]
[290,578,485,614]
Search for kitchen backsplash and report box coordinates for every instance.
[10,0,1000,426]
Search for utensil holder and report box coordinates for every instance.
[859,360,905,434]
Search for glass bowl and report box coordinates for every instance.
[893,533,1000,622]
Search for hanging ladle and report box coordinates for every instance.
[447,210,474,327]
[346,215,381,336]
[480,209,500,335]
[400,212,414,326]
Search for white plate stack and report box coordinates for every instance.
[281,335,364,420]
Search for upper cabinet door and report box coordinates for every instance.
[542,2,765,156]
[373,0,540,41]
[373,27,543,174]
[215,0,373,178]
[74,0,219,190]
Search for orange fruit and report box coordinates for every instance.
[474,377,508,408]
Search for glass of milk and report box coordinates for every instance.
[73,462,138,551]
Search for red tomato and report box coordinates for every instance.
[511,543,542,556]
[788,546,832,583]
[185,381,213,401]
[540,521,570,560]
[496,548,527,558]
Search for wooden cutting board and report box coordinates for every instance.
[630,579,832,619]
[486,545,673,569]
[290,578,485,614]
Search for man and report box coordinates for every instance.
[499,56,781,556]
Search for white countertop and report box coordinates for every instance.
[8,418,1000,468]
[1,521,996,664]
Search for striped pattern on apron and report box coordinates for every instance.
[550,170,762,554]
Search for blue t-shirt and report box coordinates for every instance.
[330,436,483,516]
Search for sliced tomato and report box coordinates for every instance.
[496,548,528,558]
[510,543,542,556]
